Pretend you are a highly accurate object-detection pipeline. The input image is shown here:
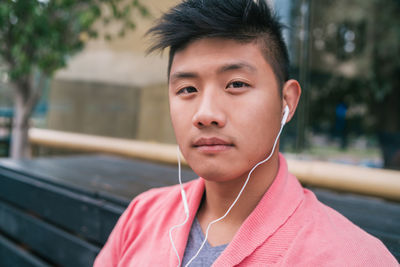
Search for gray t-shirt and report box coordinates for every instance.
[182,218,228,266]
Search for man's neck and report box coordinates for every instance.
[196,153,280,246]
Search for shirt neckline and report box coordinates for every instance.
[193,217,229,250]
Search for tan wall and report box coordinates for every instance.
[137,83,176,143]
[0,82,13,107]
[55,0,180,86]
[48,79,141,138]
[48,0,180,143]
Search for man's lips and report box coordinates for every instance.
[193,137,233,146]
[192,137,234,152]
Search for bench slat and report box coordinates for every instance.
[0,234,50,267]
[0,201,100,267]
[0,168,123,245]
[0,155,197,205]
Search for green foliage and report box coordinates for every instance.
[0,0,149,81]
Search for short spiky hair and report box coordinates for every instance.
[147,0,289,89]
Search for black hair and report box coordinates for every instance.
[147,0,289,89]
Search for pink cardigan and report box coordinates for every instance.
[94,154,397,266]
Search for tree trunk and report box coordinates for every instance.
[10,73,44,159]
[376,83,400,170]
[11,92,30,158]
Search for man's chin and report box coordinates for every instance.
[191,166,244,183]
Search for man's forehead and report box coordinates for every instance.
[169,38,270,77]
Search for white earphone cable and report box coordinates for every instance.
[184,121,285,266]
[169,147,190,267]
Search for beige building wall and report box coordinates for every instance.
[48,0,179,144]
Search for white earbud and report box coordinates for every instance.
[281,106,290,125]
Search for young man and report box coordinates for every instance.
[94,0,397,266]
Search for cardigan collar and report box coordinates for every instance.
[215,153,305,266]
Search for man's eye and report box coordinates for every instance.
[226,81,250,89]
[177,86,197,95]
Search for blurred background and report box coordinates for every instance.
[0,1,399,265]
[0,0,399,170]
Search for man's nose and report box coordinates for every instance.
[192,91,226,128]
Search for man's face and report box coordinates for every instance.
[169,38,283,182]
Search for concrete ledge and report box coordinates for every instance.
[29,128,179,165]
[29,128,400,201]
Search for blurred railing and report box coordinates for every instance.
[29,128,400,202]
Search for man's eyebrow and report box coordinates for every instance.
[170,62,256,82]
[170,71,198,82]
[218,62,257,74]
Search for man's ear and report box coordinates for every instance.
[281,79,301,123]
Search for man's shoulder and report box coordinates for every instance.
[300,189,379,241]
[286,189,398,265]
[125,178,200,215]
[112,179,200,238]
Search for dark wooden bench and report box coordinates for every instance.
[0,155,398,266]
